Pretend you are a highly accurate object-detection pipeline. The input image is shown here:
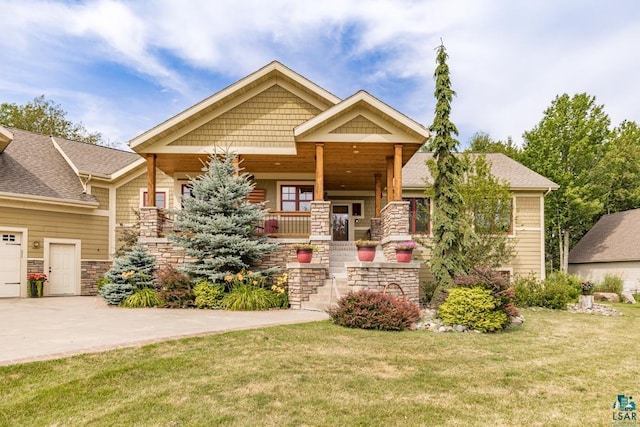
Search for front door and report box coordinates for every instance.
[0,232,21,298]
[49,243,77,295]
[332,205,349,241]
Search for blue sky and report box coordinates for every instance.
[0,0,639,150]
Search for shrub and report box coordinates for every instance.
[121,288,161,308]
[438,287,509,332]
[596,274,624,298]
[99,282,134,306]
[514,275,544,307]
[157,268,195,308]
[453,268,519,319]
[193,281,225,309]
[327,290,421,331]
[222,284,276,311]
[514,272,578,310]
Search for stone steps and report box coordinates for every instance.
[300,278,349,311]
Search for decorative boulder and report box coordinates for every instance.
[593,292,620,303]
[621,291,637,304]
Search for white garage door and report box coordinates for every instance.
[0,233,21,298]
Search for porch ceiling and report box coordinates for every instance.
[154,141,422,191]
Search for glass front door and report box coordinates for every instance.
[332,205,349,241]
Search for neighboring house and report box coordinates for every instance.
[403,152,558,280]
[0,126,171,297]
[569,209,640,292]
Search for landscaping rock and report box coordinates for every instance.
[567,302,622,316]
[510,316,525,326]
[454,325,466,332]
[621,291,637,304]
[593,292,620,302]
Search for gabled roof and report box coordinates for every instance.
[129,61,341,152]
[569,209,640,264]
[53,137,142,179]
[402,152,560,191]
[0,128,140,206]
[294,90,430,143]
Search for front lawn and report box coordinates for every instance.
[1,304,638,426]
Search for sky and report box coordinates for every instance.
[0,0,639,151]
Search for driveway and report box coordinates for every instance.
[0,297,328,366]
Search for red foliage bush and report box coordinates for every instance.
[156,267,195,308]
[328,290,422,331]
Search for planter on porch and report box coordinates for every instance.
[395,241,418,263]
[293,243,318,263]
[355,240,378,262]
[27,273,47,297]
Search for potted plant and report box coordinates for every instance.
[355,240,378,262]
[395,241,418,263]
[578,280,595,309]
[292,243,318,263]
[27,273,47,297]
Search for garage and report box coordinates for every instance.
[0,232,22,298]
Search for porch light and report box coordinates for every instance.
[275,162,281,165]
[346,170,351,173]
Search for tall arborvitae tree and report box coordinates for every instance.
[170,152,277,282]
[428,43,469,303]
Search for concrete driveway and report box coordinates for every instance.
[0,297,328,366]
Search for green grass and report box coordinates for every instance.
[1,304,639,426]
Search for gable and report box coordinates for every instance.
[167,84,322,151]
[329,115,391,135]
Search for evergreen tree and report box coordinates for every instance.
[428,43,469,301]
[100,245,156,305]
[170,152,277,282]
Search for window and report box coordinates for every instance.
[181,184,192,199]
[404,198,430,234]
[142,191,167,208]
[473,198,513,234]
[281,185,313,211]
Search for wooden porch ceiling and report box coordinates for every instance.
[154,142,422,191]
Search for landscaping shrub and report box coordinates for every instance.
[157,268,195,308]
[453,268,519,319]
[514,275,544,307]
[596,274,624,298]
[327,290,421,331]
[193,281,225,309]
[99,282,134,306]
[121,288,161,308]
[513,272,579,309]
[438,287,509,332]
[222,284,276,311]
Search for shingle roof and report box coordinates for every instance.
[569,209,640,263]
[53,136,140,177]
[0,128,138,205]
[402,152,559,190]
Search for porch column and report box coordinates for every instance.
[394,144,403,202]
[146,154,156,207]
[315,143,324,201]
[386,157,394,202]
[374,174,382,217]
[232,155,240,176]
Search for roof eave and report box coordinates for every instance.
[0,192,100,208]
[0,126,13,153]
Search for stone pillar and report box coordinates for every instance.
[346,261,420,304]
[381,201,411,261]
[370,218,383,241]
[309,201,331,266]
[287,263,328,309]
[140,207,163,238]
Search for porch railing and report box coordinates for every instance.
[257,211,311,237]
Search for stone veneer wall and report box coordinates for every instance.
[381,201,411,261]
[27,259,44,275]
[81,260,111,295]
[140,207,163,238]
[256,242,298,270]
[345,262,419,304]
[309,201,331,266]
[140,237,188,271]
[370,218,383,241]
[287,263,327,309]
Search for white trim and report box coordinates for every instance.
[146,145,298,155]
[540,193,546,280]
[108,186,117,259]
[0,227,28,297]
[0,192,99,208]
[44,238,81,296]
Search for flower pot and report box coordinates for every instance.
[578,294,594,309]
[28,281,43,298]
[395,249,413,263]
[357,246,376,262]
[296,249,313,263]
